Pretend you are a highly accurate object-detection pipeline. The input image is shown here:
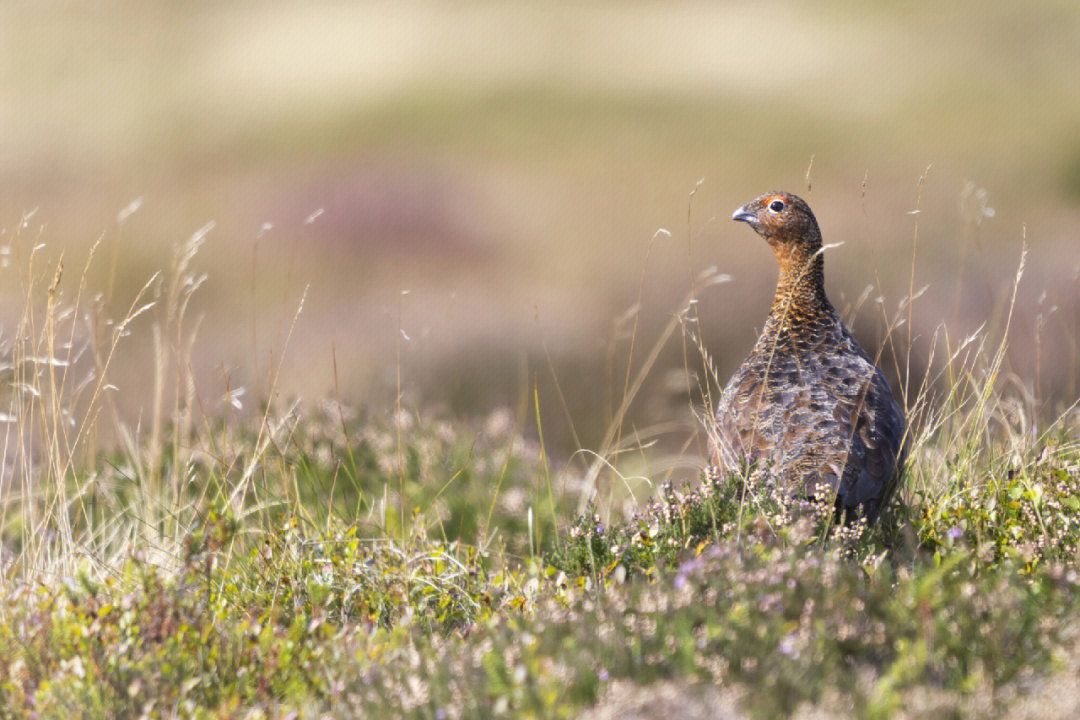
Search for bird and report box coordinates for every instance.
[709,191,906,524]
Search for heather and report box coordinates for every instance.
[2,224,1080,719]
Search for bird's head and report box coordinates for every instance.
[731,192,822,260]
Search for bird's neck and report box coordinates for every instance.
[765,249,834,338]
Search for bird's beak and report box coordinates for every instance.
[731,205,757,225]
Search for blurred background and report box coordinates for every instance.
[2,1,1078,459]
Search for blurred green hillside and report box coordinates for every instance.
[2,1,1078,457]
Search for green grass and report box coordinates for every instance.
[3,214,1080,719]
[3,406,1080,719]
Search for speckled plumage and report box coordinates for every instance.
[710,192,906,523]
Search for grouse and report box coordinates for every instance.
[709,191,906,523]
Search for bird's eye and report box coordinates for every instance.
[768,199,785,213]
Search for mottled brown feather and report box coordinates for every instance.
[710,192,906,523]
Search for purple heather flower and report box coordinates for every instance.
[779,635,797,656]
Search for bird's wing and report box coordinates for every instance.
[819,344,905,519]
